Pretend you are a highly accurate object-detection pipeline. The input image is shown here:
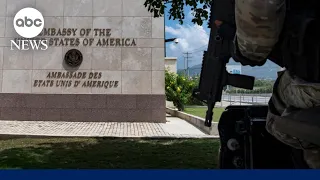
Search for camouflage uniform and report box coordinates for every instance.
[235,0,320,168]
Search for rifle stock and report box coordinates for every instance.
[193,0,255,127]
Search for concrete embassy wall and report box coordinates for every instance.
[0,0,166,122]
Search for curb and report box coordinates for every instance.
[166,108,219,136]
[0,134,219,140]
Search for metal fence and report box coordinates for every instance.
[184,92,272,109]
[220,93,272,106]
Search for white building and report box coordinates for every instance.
[165,57,177,73]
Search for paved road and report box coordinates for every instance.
[221,94,271,104]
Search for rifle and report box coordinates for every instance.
[192,0,255,127]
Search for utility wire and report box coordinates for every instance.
[188,45,208,53]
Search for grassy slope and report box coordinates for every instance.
[184,107,224,122]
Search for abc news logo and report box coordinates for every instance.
[11,7,48,51]
[15,17,43,27]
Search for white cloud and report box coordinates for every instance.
[165,24,209,68]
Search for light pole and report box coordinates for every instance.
[163,1,177,57]
[165,38,178,42]
[164,38,179,57]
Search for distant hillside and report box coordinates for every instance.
[179,59,281,80]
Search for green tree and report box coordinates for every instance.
[143,0,212,26]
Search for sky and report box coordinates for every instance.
[164,3,281,74]
[164,5,210,70]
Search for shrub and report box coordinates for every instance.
[165,70,194,111]
[186,76,205,106]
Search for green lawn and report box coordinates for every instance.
[0,137,220,169]
[184,107,225,122]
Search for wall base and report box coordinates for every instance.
[0,94,166,123]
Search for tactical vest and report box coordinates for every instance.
[269,0,320,82]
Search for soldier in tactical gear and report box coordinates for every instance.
[232,0,320,168]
